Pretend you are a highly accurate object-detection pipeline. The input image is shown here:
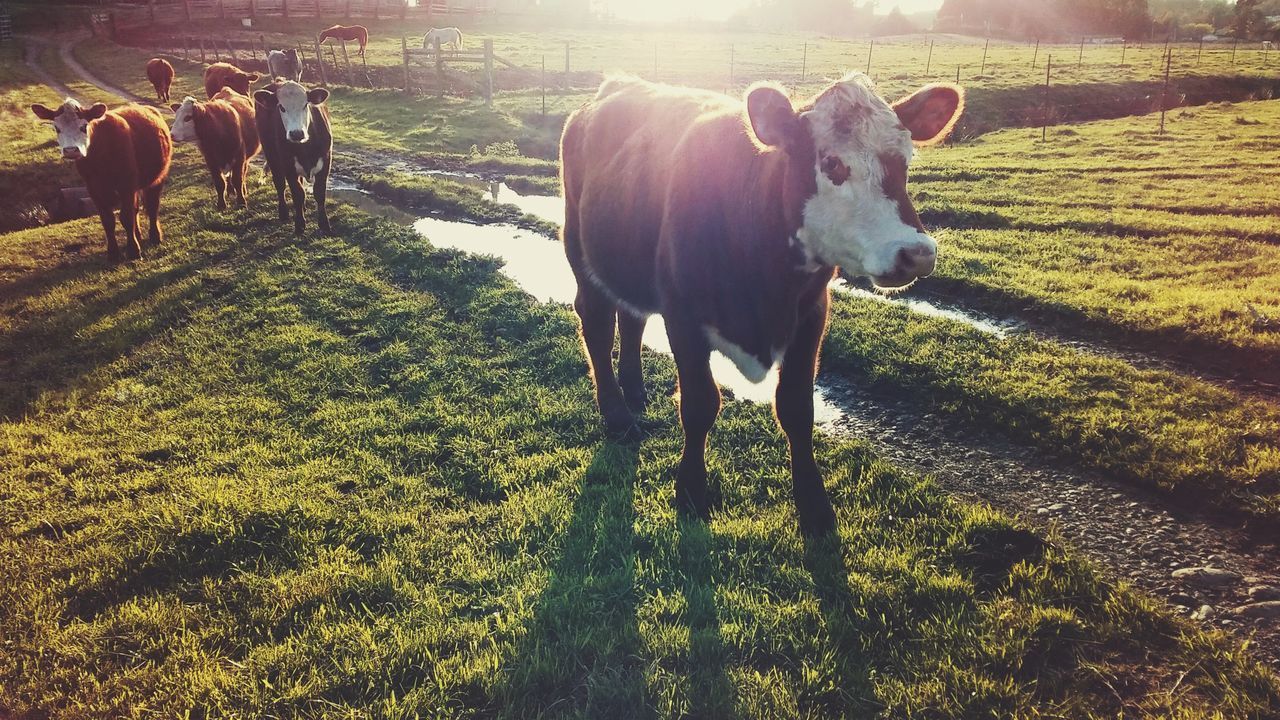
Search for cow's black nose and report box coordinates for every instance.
[287,130,305,142]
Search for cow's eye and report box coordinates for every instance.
[820,155,851,186]
[279,106,286,113]
[184,115,193,122]
[79,124,88,132]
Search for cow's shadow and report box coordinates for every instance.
[492,439,656,717]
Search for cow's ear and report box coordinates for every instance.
[307,88,330,105]
[892,84,964,146]
[169,103,182,113]
[244,72,261,83]
[254,89,278,107]
[745,83,799,149]
[81,103,108,121]
[31,103,59,120]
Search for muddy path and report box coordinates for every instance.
[37,33,1280,674]
[817,375,1280,670]
[19,35,79,102]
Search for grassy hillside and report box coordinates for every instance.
[1,149,1277,720]
[3,50,1279,716]
[912,100,1280,381]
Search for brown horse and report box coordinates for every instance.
[318,24,369,56]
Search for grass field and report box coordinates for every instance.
[3,126,1279,717]
[6,28,1280,716]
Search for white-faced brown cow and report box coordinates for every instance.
[31,99,173,261]
[170,88,261,210]
[253,81,333,235]
[560,73,963,535]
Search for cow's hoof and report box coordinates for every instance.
[796,500,837,538]
[278,207,290,222]
[294,225,306,237]
[675,483,712,522]
[622,385,648,413]
[107,249,122,263]
[602,408,639,440]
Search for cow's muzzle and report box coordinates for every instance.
[61,147,83,160]
[287,130,306,143]
[873,243,936,289]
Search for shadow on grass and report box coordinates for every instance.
[677,516,735,717]
[491,439,655,718]
[802,533,881,716]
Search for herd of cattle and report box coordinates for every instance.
[31,55,333,260]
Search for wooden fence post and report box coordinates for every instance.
[315,38,328,86]
[1078,36,1085,68]
[1032,38,1038,68]
[926,39,933,76]
[980,36,989,75]
[217,0,225,20]
[402,34,410,92]
[541,54,546,115]
[564,41,570,83]
[1158,46,1171,133]
[729,43,734,84]
[340,38,352,82]
[184,0,192,22]
[1120,40,1126,66]
[249,0,256,19]
[1042,55,1051,141]
[199,36,206,63]
[149,0,157,26]
[801,42,807,82]
[866,38,874,74]
[483,38,493,106]
[282,0,289,19]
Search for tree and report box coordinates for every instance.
[1234,0,1265,37]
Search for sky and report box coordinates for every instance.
[609,0,946,23]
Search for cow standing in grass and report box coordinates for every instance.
[254,81,333,235]
[146,58,174,103]
[31,99,172,261]
[170,88,261,210]
[560,74,962,535]
[203,62,260,99]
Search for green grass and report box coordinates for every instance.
[909,99,1280,381]
[2,135,1279,717]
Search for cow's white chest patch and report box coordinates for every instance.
[704,327,778,384]
[294,157,324,181]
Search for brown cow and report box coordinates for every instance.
[146,58,174,103]
[169,88,261,210]
[560,74,963,535]
[31,99,172,261]
[203,62,260,99]
[318,24,369,56]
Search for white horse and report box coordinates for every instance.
[423,27,463,53]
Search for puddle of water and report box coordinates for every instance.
[329,187,420,225]
[417,169,565,226]
[411,216,841,418]
[835,282,1015,336]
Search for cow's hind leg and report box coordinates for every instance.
[210,165,228,210]
[231,159,248,209]
[617,310,648,412]
[775,296,836,537]
[143,183,163,247]
[666,317,719,519]
[574,283,634,437]
[119,191,143,259]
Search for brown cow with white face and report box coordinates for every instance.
[560,73,963,535]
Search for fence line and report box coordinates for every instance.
[131,29,1280,137]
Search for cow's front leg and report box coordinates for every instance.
[666,318,719,519]
[617,310,648,412]
[98,207,120,262]
[287,172,307,235]
[776,294,836,537]
[574,283,633,436]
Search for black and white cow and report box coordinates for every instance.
[253,81,333,235]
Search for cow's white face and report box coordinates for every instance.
[31,98,108,161]
[270,81,328,144]
[169,96,199,143]
[747,74,963,289]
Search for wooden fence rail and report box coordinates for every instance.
[106,0,490,33]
